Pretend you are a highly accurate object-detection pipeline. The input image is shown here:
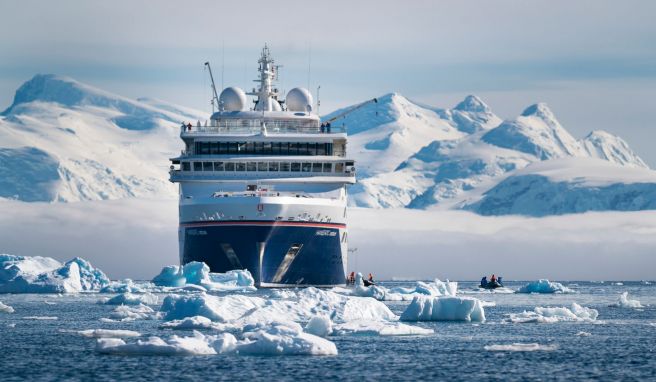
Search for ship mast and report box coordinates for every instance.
[248,44,281,111]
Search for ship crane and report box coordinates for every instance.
[322,97,378,128]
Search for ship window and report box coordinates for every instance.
[194,162,203,171]
[326,143,333,155]
[335,163,344,172]
[218,142,228,154]
[246,162,256,171]
[272,142,281,155]
[289,143,299,155]
[323,163,332,172]
[312,162,322,172]
[302,162,312,172]
[316,144,326,156]
[228,142,238,154]
[238,142,246,153]
[280,162,291,171]
[214,161,224,171]
[182,162,191,171]
[254,142,263,153]
[236,162,246,171]
[225,162,235,171]
[210,142,219,154]
[268,162,279,171]
[298,143,309,155]
[291,162,301,172]
[245,142,255,154]
[201,142,210,155]
[203,161,213,171]
[308,143,317,156]
[257,162,267,171]
[263,142,272,155]
[280,142,289,155]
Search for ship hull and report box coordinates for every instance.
[180,221,346,287]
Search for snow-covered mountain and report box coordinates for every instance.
[1,74,653,216]
[0,74,207,202]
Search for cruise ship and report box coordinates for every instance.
[169,45,365,287]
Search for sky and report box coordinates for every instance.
[1,0,656,165]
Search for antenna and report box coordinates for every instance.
[221,41,225,91]
[316,85,321,116]
[204,62,220,112]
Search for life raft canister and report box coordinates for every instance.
[257,203,264,212]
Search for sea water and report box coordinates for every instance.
[0,281,654,381]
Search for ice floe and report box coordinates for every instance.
[335,273,458,301]
[332,320,434,336]
[159,316,226,330]
[152,262,255,292]
[75,329,141,338]
[161,293,265,322]
[0,301,14,313]
[576,331,592,337]
[105,292,158,306]
[400,295,485,322]
[507,303,598,323]
[517,279,575,294]
[105,304,158,322]
[23,316,58,320]
[96,331,221,355]
[484,343,558,352]
[238,322,337,356]
[0,254,109,293]
[609,292,644,309]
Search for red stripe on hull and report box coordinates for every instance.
[181,220,346,229]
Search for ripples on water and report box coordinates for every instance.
[0,281,654,381]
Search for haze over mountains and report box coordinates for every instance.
[1,74,655,216]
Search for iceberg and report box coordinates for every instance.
[238,322,337,356]
[104,292,158,306]
[400,295,485,322]
[160,293,265,322]
[507,303,598,323]
[337,274,457,302]
[517,279,574,294]
[304,315,333,337]
[152,262,255,292]
[0,301,15,313]
[0,254,109,293]
[332,320,433,336]
[100,279,146,294]
[484,343,558,352]
[609,292,644,308]
[74,329,141,338]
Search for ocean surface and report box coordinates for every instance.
[1,281,655,381]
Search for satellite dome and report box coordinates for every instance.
[219,87,246,111]
[286,87,313,112]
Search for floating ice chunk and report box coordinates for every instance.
[507,303,598,323]
[23,316,58,320]
[108,304,157,321]
[0,254,109,293]
[484,343,558,352]
[238,322,338,356]
[152,262,255,291]
[576,331,592,337]
[160,316,226,331]
[400,295,485,322]
[96,331,219,355]
[518,279,574,294]
[304,315,333,337]
[160,293,265,322]
[75,329,141,338]
[0,301,14,313]
[100,279,145,294]
[105,292,158,306]
[609,292,644,309]
[332,320,434,336]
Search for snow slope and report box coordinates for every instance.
[0,74,207,202]
[466,158,656,216]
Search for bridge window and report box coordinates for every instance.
[269,162,279,171]
[302,162,312,172]
[257,162,267,171]
[312,162,322,172]
[246,162,256,171]
[323,163,332,172]
[193,162,202,171]
[291,162,301,172]
[214,161,224,171]
[280,162,290,171]
[225,162,235,171]
[182,162,191,171]
[236,162,246,171]
[203,161,213,171]
[335,163,344,173]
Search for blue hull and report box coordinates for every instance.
[181,221,346,286]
